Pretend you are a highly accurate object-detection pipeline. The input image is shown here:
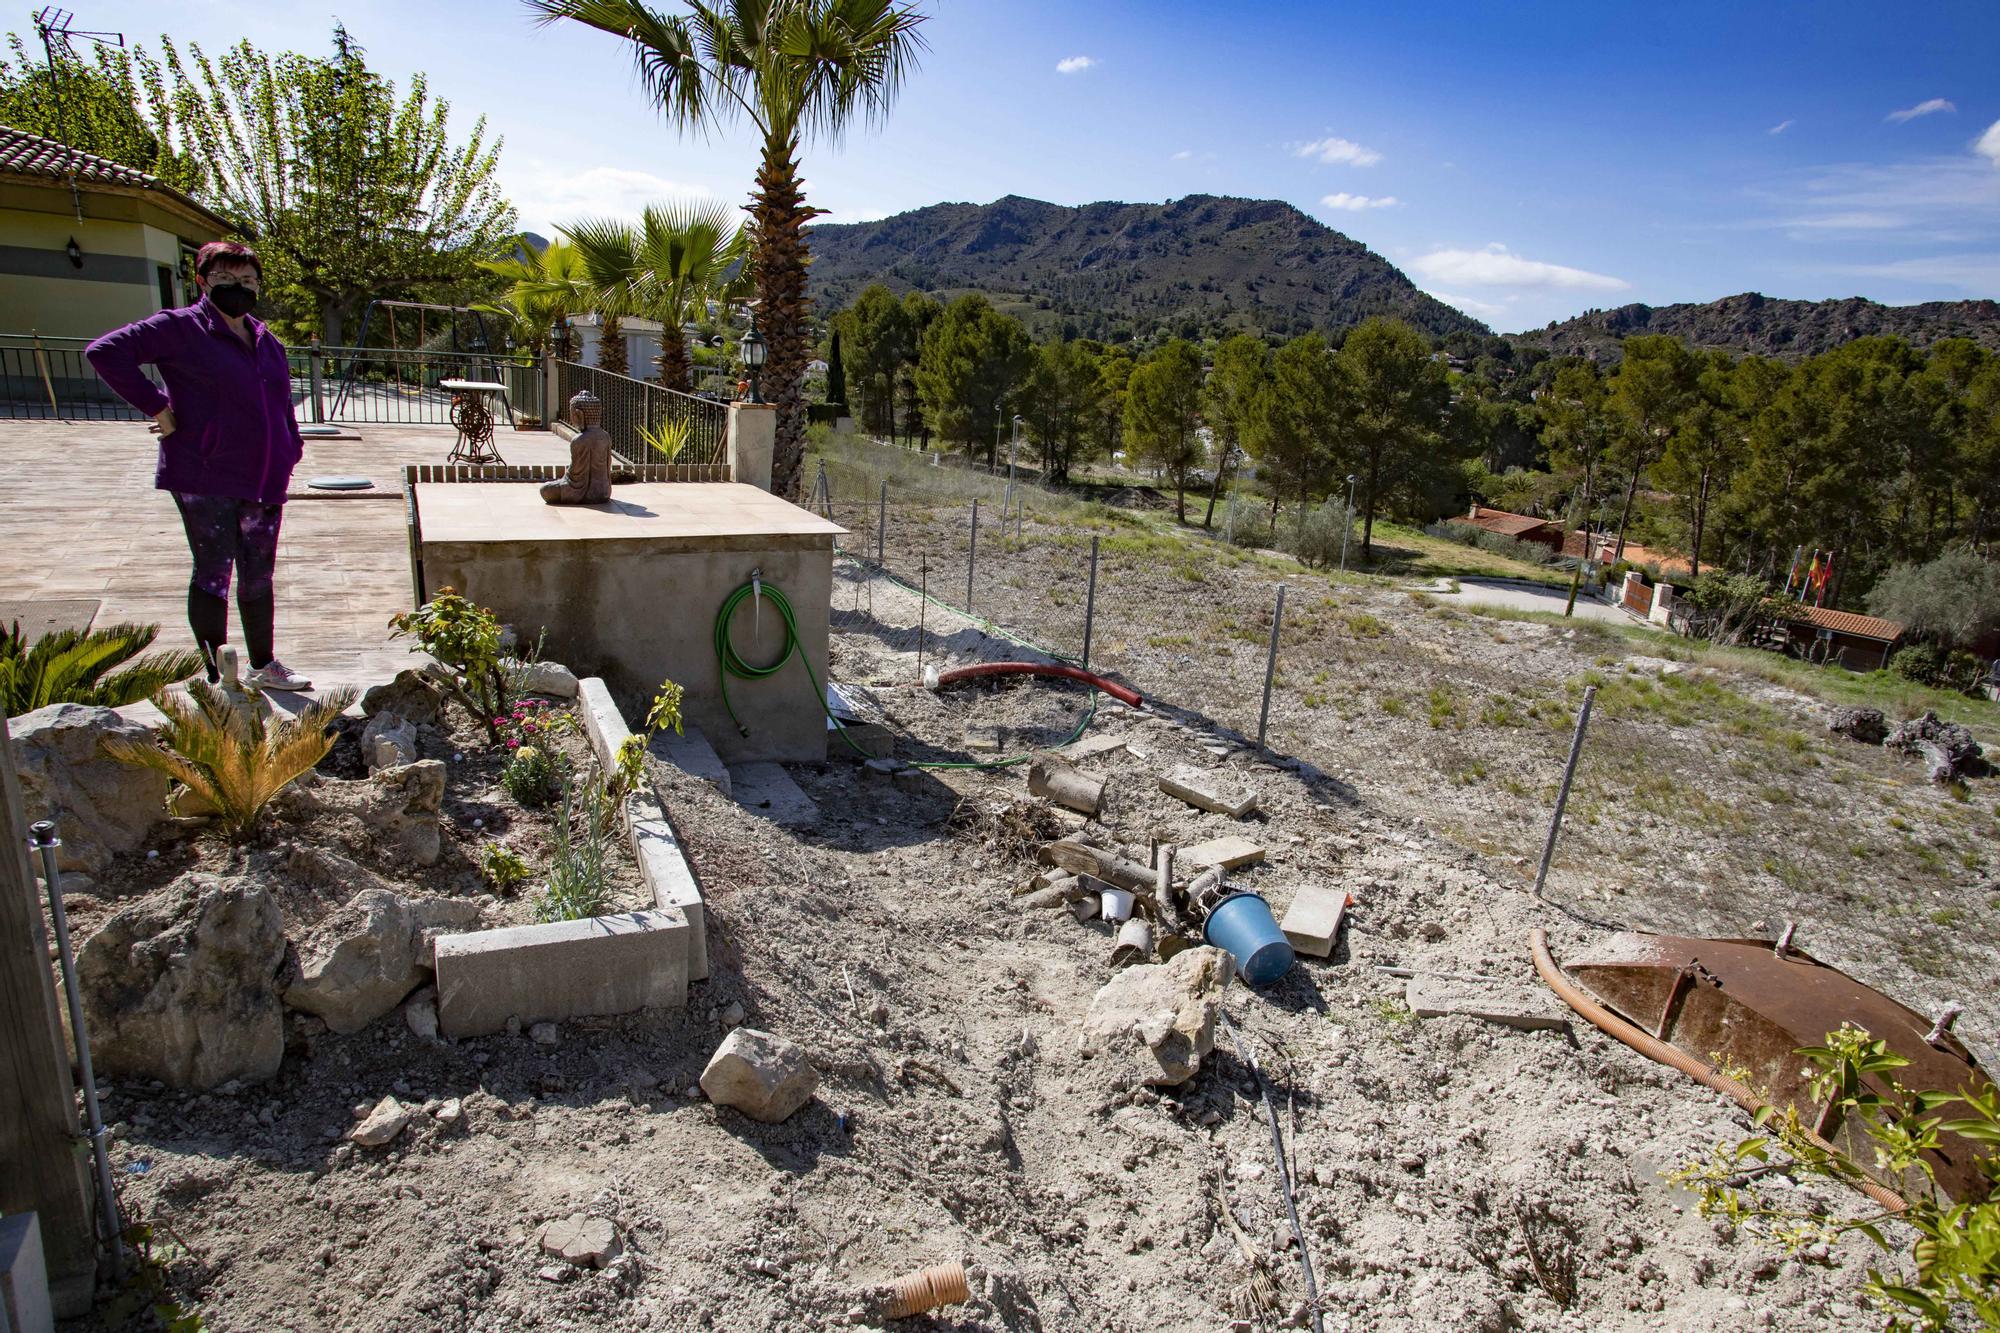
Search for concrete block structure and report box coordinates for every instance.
[432,908,690,1039]
[415,481,843,763]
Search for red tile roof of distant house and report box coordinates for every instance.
[1464,505,1555,538]
[1791,606,1905,643]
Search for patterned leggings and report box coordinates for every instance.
[173,492,284,672]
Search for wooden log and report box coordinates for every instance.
[1027,761,1105,817]
[1041,839,1155,894]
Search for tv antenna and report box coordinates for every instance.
[32,8,128,218]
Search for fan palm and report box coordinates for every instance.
[103,682,358,841]
[560,202,748,392]
[0,621,204,717]
[524,0,929,499]
[478,236,590,360]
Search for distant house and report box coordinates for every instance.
[1463,503,1564,552]
[1776,606,1905,671]
[0,124,227,339]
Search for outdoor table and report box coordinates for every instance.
[440,379,508,465]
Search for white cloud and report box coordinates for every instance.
[1321,192,1399,211]
[504,162,717,233]
[1978,120,2000,166]
[1768,119,1795,136]
[1887,98,1956,123]
[1171,149,1193,161]
[1422,289,1510,321]
[1295,135,1382,167]
[1055,55,1095,74]
[1408,243,1630,292]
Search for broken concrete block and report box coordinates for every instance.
[700,1028,820,1123]
[1404,978,1569,1032]
[1057,732,1128,763]
[1280,887,1352,959]
[1158,765,1258,818]
[1028,760,1105,816]
[965,725,1005,753]
[537,1214,622,1269]
[433,909,690,1038]
[1180,836,1266,872]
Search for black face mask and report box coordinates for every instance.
[208,284,257,318]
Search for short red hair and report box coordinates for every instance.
[195,240,262,282]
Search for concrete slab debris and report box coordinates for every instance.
[1279,887,1352,959]
[1404,977,1570,1032]
[537,1214,622,1269]
[965,725,1005,753]
[1180,836,1266,872]
[728,762,820,827]
[1056,732,1128,763]
[1158,765,1258,818]
[433,908,691,1039]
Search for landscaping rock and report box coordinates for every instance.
[530,1022,559,1046]
[699,1028,820,1123]
[360,712,419,773]
[512,660,580,699]
[537,1215,621,1269]
[360,669,444,725]
[300,761,447,865]
[8,703,170,874]
[350,1095,412,1147]
[1885,710,1983,783]
[76,874,287,1089]
[1078,945,1235,1089]
[404,989,440,1042]
[284,889,484,1035]
[1825,706,1887,745]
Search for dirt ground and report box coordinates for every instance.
[65,539,1995,1331]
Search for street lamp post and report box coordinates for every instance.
[739,322,768,405]
[1339,474,1358,573]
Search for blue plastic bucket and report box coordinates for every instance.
[1202,892,1295,985]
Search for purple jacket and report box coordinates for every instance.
[86,297,304,505]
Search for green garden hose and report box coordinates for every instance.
[712,574,1099,770]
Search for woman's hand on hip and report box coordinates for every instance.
[151,407,177,438]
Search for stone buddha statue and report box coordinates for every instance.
[540,389,612,505]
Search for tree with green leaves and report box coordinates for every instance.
[1018,338,1104,483]
[527,0,930,501]
[1202,334,1270,528]
[478,236,590,360]
[1124,339,1206,523]
[825,327,847,407]
[832,283,912,438]
[1653,351,1744,580]
[138,25,515,345]
[0,34,200,193]
[556,201,747,390]
[1607,334,1698,560]
[914,294,1032,463]
[1336,317,1452,555]
[1247,332,1338,530]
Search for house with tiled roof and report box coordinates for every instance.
[1775,605,1906,671]
[0,123,229,340]
[1462,503,1564,552]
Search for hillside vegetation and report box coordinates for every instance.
[1512,292,2000,363]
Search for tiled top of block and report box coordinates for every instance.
[415,482,847,546]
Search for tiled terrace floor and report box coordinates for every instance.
[0,420,570,694]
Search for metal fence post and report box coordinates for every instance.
[967,498,979,612]
[1257,583,1287,750]
[1082,534,1100,668]
[1533,684,1597,898]
[918,553,928,681]
[877,480,887,564]
[308,339,326,424]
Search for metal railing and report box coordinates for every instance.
[554,359,728,468]
[0,333,159,420]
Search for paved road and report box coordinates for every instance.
[1427,576,1651,628]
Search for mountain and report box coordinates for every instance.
[805,193,1486,342]
[1510,292,2000,363]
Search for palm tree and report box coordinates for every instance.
[478,236,589,361]
[560,202,748,392]
[525,0,929,499]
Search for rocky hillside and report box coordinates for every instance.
[1511,292,2000,362]
[806,193,1486,342]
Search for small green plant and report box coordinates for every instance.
[501,744,562,808]
[644,677,686,736]
[104,682,356,840]
[1671,1026,2000,1332]
[1426,684,1463,729]
[536,774,616,922]
[0,620,204,715]
[389,589,510,741]
[103,1219,206,1331]
[1344,612,1388,638]
[479,842,532,894]
[640,415,691,463]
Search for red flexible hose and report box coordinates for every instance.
[933,661,1144,710]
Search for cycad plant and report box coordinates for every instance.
[103,682,358,841]
[0,621,204,716]
[560,201,748,393]
[525,0,929,498]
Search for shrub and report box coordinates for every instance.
[1424,520,1557,567]
[479,842,531,895]
[1283,500,1353,569]
[1891,643,1948,687]
[389,589,510,741]
[104,682,357,841]
[639,417,690,463]
[536,774,616,922]
[500,744,562,808]
[0,621,204,716]
[1866,549,2000,650]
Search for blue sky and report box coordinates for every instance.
[48,0,2000,332]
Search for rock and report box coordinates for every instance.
[1825,706,1887,745]
[284,889,483,1035]
[530,1022,559,1046]
[360,669,444,726]
[350,1095,411,1147]
[1078,945,1235,1089]
[1885,710,1983,783]
[433,1097,463,1125]
[699,1028,820,1123]
[536,1214,621,1269]
[720,1001,747,1029]
[9,703,170,874]
[77,874,287,1089]
[298,761,447,865]
[360,712,419,772]
[511,660,580,699]
[404,989,440,1042]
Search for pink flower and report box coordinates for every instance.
[506,738,521,749]
[522,721,536,732]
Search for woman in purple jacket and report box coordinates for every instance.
[86,240,311,691]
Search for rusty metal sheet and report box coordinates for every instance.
[1568,933,1991,1203]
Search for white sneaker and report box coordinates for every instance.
[246,660,313,692]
